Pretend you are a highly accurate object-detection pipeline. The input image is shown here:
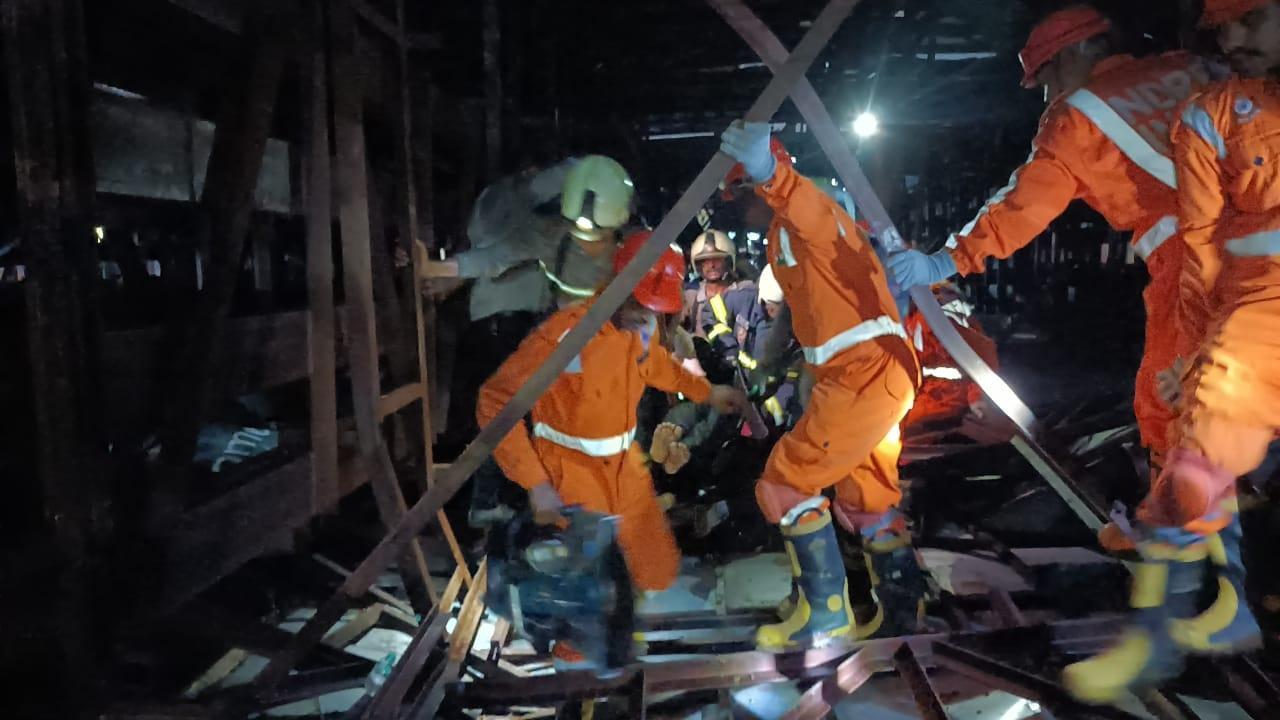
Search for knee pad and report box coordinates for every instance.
[1139,449,1236,529]
[832,503,906,539]
[755,480,822,525]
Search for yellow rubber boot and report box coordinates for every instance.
[756,499,855,651]
[1062,529,1208,704]
[1170,516,1262,653]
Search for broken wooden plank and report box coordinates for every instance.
[313,553,416,620]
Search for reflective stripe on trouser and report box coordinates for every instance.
[543,443,680,592]
[533,423,636,457]
[756,346,915,526]
[802,316,907,366]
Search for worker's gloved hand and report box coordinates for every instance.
[885,249,957,290]
[528,482,565,525]
[707,384,750,415]
[720,121,776,183]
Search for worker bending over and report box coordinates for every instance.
[1064,0,1278,702]
[477,230,747,660]
[887,5,1224,549]
[721,122,925,649]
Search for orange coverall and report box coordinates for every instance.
[946,52,1221,460]
[1145,78,1280,530]
[477,302,711,591]
[901,300,997,428]
[754,162,920,530]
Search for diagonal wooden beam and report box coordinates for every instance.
[707,0,1108,532]
[248,0,861,697]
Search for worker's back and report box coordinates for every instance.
[1045,52,1223,246]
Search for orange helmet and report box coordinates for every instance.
[615,230,685,314]
[1200,0,1270,26]
[721,137,794,200]
[1018,6,1112,88]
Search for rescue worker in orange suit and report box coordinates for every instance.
[885,5,1226,550]
[683,230,761,377]
[477,230,748,664]
[900,284,998,432]
[720,121,926,649]
[1063,0,1278,703]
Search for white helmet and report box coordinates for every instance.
[691,230,735,273]
[758,264,784,304]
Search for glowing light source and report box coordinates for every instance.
[853,111,879,138]
[575,216,595,232]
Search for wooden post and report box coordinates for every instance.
[482,0,502,178]
[159,3,293,464]
[329,0,437,610]
[304,0,340,514]
[3,0,105,711]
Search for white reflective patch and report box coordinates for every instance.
[1134,215,1178,260]
[1181,104,1227,160]
[778,227,798,267]
[923,366,964,380]
[1225,230,1280,257]
[532,423,636,457]
[557,329,583,373]
[802,315,907,366]
[1066,89,1176,188]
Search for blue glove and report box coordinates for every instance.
[720,121,776,183]
[885,249,957,291]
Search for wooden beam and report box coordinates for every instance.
[482,0,502,178]
[329,0,437,612]
[377,382,425,420]
[414,561,489,719]
[303,0,340,514]
[3,0,105,710]
[159,3,294,464]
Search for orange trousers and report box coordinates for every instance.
[756,343,916,529]
[1140,256,1280,534]
[1134,246,1181,463]
[538,441,680,592]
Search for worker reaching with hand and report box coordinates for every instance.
[477,229,748,666]
[1063,0,1279,703]
[720,120,926,649]
[885,5,1226,551]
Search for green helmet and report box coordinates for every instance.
[561,155,635,241]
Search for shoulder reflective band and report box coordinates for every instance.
[802,315,906,366]
[539,260,598,299]
[532,423,636,457]
[708,293,733,340]
[1065,89,1177,189]
[1134,215,1178,261]
[1226,229,1280,257]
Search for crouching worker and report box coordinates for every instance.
[477,229,749,663]
[721,121,926,650]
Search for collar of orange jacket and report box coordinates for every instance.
[1090,53,1137,80]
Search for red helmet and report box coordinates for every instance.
[614,229,685,314]
[1018,6,1112,88]
[721,137,795,200]
[1200,0,1269,27]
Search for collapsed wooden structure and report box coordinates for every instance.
[4,0,1279,717]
